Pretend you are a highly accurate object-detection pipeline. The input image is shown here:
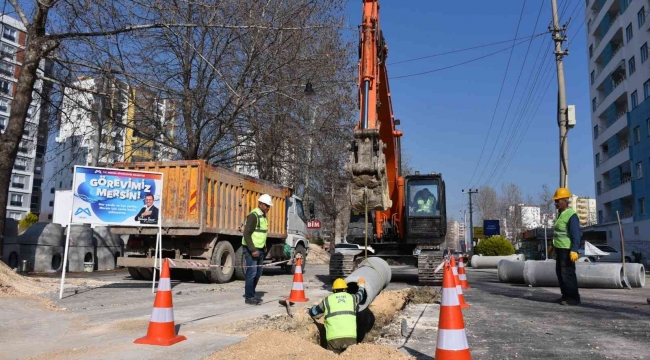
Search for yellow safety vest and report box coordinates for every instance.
[323,292,357,341]
[241,207,268,249]
[553,208,576,249]
[416,196,434,213]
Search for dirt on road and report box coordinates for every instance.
[307,245,330,265]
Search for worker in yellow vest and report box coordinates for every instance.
[309,277,367,354]
[551,187,581,306]
[241,194,273,305]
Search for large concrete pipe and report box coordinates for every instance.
[497,259,527,284]
[523,260,624,288]
[471,254,525,269]
[344,257,392,312]
[624,263,646,288]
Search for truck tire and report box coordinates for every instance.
[139,267,155,280]
[285,244,307,275]
[195,241,236,284]
[128,267,144,280]
[234,246,246,281]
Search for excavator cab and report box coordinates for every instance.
[404,173,447,243]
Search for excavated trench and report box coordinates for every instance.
[209,287,440,359]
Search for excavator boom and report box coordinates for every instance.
[348,0,401,214]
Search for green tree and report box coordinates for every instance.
[18,213,39,231]
[474,235,515,256]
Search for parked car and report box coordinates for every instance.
[577,244,632,263]
[334,243,375,254]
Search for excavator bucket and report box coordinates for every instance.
[347,129,392,212]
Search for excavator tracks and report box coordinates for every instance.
[328,253,358,279]
[417,251,445,285]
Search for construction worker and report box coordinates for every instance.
[550,187,581,306]
[414,188,437,215]
[308,277,367,354]
[241,194,273,305]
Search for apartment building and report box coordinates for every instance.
[1,15,51,221]
[568,194,597,227]
[39,77,176,221]
[586,0,650,257]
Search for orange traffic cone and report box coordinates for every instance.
[450,256,470,309]
[135,259,187,346]
[435,261,471,360]
[286,256,309,302]
[458,256,471,289]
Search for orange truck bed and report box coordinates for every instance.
[109,160,290,238]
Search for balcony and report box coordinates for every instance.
[594,10,622,50]
[598,141,630,168]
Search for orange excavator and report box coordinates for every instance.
[331,0,448,284]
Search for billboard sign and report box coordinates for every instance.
[71,166,164,227]
[473,226,485,240]
[484,220,501,236]
[307,220,322,229]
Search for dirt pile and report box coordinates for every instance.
[0,261,50,296]
[408,286,440,304]
[307,245,330,265]
[205,329,337,360]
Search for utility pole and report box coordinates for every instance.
[460,209,468,252]
[462,189,479,253]
[550,0,570,189]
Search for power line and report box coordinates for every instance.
[472,0,545,188]
[387,33,548,66]
[389,35,543,80]
[465,0,528,188]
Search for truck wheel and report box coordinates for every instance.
[139,267,155,280]
[285,244,307,275]
[128,267,144,280]
[208,241,236,283]
[234,246,246,281]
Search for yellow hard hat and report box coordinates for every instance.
[553,187,571,201]
[332,278,347,290]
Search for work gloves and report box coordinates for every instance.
[358,278,366,290]
[570,251,579,262]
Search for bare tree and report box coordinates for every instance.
[445,216,458,251]
[475,185,499,222]
[400,152,415,176]
[500,182,523,244]
[0,0,351,255]
[539,184,555,215]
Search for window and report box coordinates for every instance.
[13,158,26,171]
[634,126,641,143]
[50,187,54,194]
[597,181,602,195]
[640,198,647,216]
[637,161,643,179]
[0,98,8,112]
[632,91,638,108]
[0,43,15,61]
[591,70,595,84]
[640,8,646,27]
[9,212,22,220]
[59,181,62,188]
[22,129,29,136]
[596,153,601,166]
[2,26,16,42]
[645,79,650,99]
[627,23,634,42]
[47,214,52,220]
[589,44,593,59]
[594,125,599,139]
[592,97,598,112]
[0,116,6,130]
[642,42,649,63]
[49,200,54,207]
[10,194,23,207]
[11,175,25,189]
[629,56,636,75]
[0,80,11,94]
[598,210,603,224]
[0,62,13,77]
[34,166,41,175]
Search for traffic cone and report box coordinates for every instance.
[458,256,471,290]
[450,256,470,309]
[286,256,309,302]
[435,262,471,360]
[134,259,187,346]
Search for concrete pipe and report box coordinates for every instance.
[497,259,526,284]
[344,257,392,312]
[471,254,525,269]
[524,260,624,288]
[624,263,646,288]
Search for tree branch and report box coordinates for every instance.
[7,0,30,28]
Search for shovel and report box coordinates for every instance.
[278,299,293,317]
[616,211,632,290]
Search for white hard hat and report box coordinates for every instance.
[258,194,273,206]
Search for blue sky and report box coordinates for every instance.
[342,0,594,219]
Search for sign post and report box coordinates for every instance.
[59,166,164,298]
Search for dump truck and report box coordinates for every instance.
[114,160,310,283]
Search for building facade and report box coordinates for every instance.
[39,77,176,221]
[1,15,51,221]
[586,0,650,260]
[569,194,598,227]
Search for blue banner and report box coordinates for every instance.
[483,220,500,237]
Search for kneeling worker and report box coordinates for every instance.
[308,277,367,354]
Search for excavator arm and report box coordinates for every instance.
[349,0,402,221]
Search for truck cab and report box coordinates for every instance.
[404,173,447,243]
